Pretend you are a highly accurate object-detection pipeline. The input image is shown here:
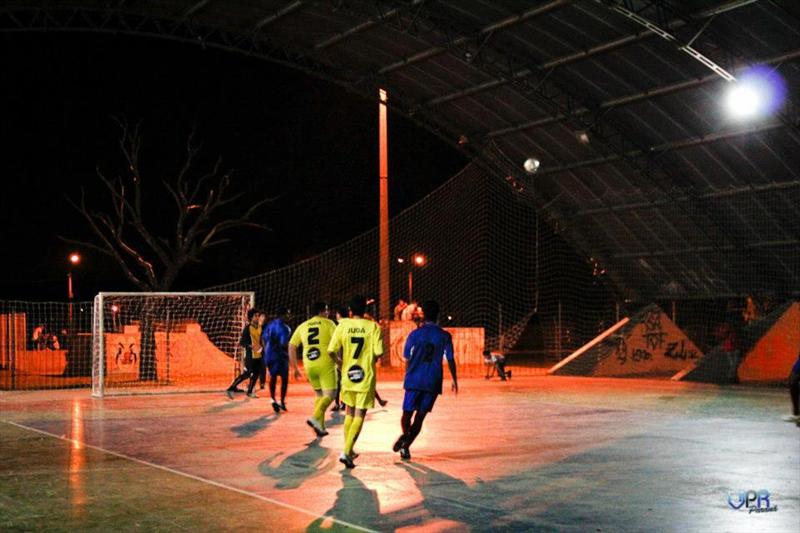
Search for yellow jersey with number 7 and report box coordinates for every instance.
[328,317,383,393]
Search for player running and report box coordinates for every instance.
[225,309,265,399]
[328,295,384,468]
[787,343,800,423]
[393,300,458,460]
[289,302,338,437]
[263,307,292,413]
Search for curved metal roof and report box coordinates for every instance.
[2,0,798,299]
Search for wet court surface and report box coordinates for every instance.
[1,377,798,532]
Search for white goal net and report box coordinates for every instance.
[91,292,254,397]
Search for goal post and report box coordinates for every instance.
[91,292,255,397]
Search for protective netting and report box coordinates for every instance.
[211,162,618,374]
[2,159,797,391]
[91,293,252,396]
[0,299,93,390]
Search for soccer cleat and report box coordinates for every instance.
[339,452,355,469]
[247,392,258,399]
[392,434,406,453]
[225,390,234,400]
[306,418,329,437]
[782,414,800,423]
[272,401,281,413]
[400,447,411,460]
[280,402,288,412]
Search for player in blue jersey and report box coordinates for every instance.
[393,300,458,460]
[263,307,292,414]
[787,345,800,423]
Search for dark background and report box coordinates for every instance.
[0,32,466,301]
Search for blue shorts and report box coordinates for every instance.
[267,359,288,378]
[403,389,438,413]
[792,357,800,375]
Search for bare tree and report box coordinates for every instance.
[65,119,268,290]
[64,119,268,380]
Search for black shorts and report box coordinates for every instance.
[245,355,264,374]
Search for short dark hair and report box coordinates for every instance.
[335,304,349,318]
[276,306,290,317]
[312,302,328,315]
[348,295,367,317]
[247,308,260,321]
[422,300,440,322]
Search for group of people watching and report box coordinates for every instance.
[393,299,424,322]
[31,324,65,350]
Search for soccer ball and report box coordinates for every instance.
[523,157,540,174]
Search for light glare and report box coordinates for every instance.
[725,83,761,120]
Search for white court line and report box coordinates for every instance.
[1,419,378,533]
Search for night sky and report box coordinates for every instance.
[0,32,466,301]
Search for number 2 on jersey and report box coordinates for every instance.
[308,327,320,345]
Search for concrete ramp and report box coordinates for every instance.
[550,304,702,378]
[678,301,798,384]
[738,302,799,383]
[105,323,235,383]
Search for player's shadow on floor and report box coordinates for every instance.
[325,411,344,428]
[231,415,276,438]
[206,400,247,414]
[259,439,337,490]
[396,462,502,528]
[306,469,384,532]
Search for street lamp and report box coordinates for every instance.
[397,253,427,301]
[68,253,81,300]
[67,252,81,339]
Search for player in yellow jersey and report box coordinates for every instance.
[328,295,384,468]
[289,302,338,437]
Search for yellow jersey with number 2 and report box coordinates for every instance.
[289,317,337,371]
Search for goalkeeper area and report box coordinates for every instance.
[1,376,797,532]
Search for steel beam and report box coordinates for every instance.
[484,48,800,140]
[537,121,787,176]
[575,180,800,217]
[182,0,213,19]
[613,239,799,259]
[252,0,304,32]
[376,0,567,75]
[423,0,757,108]
[314,0,427,50]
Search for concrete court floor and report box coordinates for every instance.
[0,376,798,532]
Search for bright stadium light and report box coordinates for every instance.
[69,253,81,265]
[725,82,761,120]
[724,65,787,121]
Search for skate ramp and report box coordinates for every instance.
[550,304,702,378]
[678,301,798,385]
[105,323,236,384]
[738,301,800,383]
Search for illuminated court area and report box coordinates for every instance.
[1,376,797,532]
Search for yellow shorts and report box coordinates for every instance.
[341,389,375,410]
[306,365,337,392]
